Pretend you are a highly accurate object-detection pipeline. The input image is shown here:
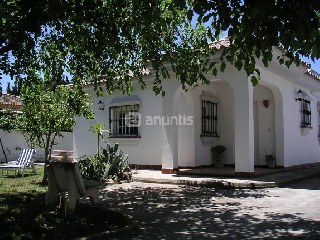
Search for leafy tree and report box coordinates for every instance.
[0,109,18,132]
[4,77,22,95]
[192,0,320,85]
[0,0,319,94]
[0,81,93,183]
[2,38,95,183]
[18,83,93,182]
[7,76,23,96]
[6,83,11,94]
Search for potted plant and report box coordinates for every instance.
[265,151,276,168]
[211,145,226,168]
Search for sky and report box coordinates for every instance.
[301,57,320,73]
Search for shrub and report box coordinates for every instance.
[211,145,226,155]
[78,143,132,182]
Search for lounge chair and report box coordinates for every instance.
[45,161,102,212]
[0,149,36,177]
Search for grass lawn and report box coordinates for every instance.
[0,166,115,240]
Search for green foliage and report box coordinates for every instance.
[90,122,107,136]
[17,83,94,162]
[79,143,131,182]
[265,154,275,163]
[6,37,95,166]
[211,145,226,155]
[90,121,109,143]
[193,0,320,85]
[1,1,318,93]
[0,109,18,132]
[6,83,11,94]
[90,121,109,155]
[265,150,276,163]
[6,76,22,95]
[4,37,95,183]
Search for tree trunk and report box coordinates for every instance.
[98,133,100,155]
[41,134,52,184]
[42,162,48,184]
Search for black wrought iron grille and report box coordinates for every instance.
[301,99,311,128]
[109,104,140,137]
[201,100,218,136]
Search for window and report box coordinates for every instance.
[201,100,218,136]
[295,90,312,129]
[300,99,311,128]
[109,104,140,138]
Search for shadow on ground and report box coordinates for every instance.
[284,176,320,190]
[100,184,320,239]
[0,190,127,239]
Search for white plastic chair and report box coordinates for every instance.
[0,149,36,177]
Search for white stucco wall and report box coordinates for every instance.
[73,86,163,166]
[258,63,320,167]
[191,85,215,167]
[74,57,320,171]
[184,81,235,167]
[214,81,235,165]
[282,85,320,167]
[175,88,195,167]
[253,84,276,165]
[0,130,73,162]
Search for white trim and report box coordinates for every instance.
[108,95,141,107]
[301,127,312,136]
[200,136,220,146]
[108,137,141,146]
[200,90,220,103]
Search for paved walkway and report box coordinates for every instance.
[101,178,320,239]
[132,167,320,189]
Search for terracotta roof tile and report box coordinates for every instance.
[209,37,231,50]
[0,94,22,109]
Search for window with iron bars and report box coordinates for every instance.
[201,100,218,136]
[300,99,311,128]
[109,104,140,137]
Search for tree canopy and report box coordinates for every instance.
[19,82,93,183]
[1,0,319,95]
[0,35,94,183]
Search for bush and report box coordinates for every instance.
[78,143,132,182]
[211,145,226,155]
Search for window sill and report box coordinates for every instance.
[108,136,141,146]
[109,135,141,139]
[300,126,312,136]
[200,135,220,146]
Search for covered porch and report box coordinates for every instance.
[161,67,285,175]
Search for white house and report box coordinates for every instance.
[73,40,320,176]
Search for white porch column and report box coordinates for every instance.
[161,83,179,174]
[228,75,255,176]
[161,123,178,173]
